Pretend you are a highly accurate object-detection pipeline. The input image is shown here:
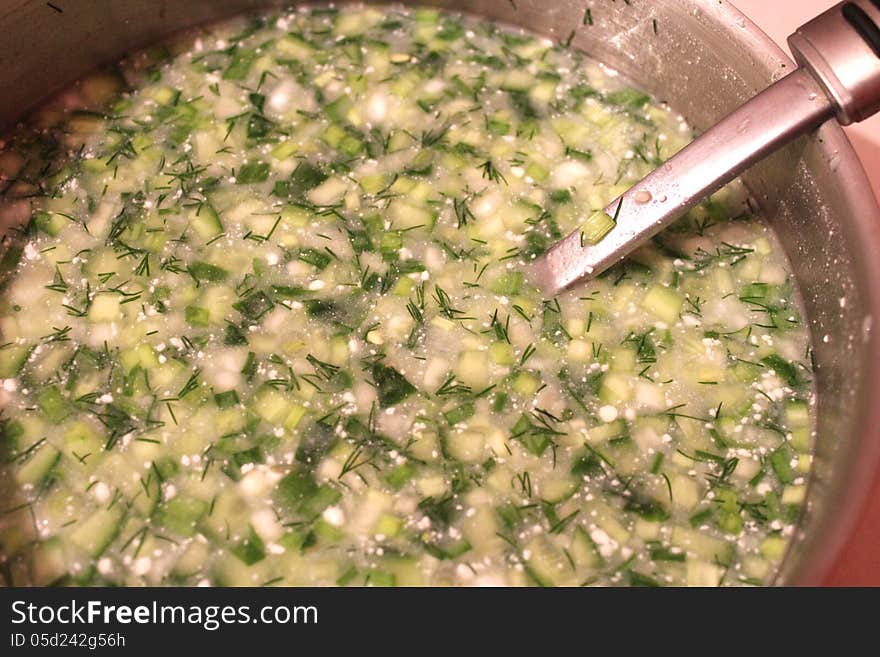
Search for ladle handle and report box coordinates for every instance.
[529,0,880,296]
[790,0,880,125]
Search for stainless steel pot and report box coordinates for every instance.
[2,0,879,585]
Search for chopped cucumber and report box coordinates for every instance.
[0,4,812,588]
[70,507,125,558]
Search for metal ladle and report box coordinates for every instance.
[529,0,880,296]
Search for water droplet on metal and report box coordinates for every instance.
[634,190,652,204]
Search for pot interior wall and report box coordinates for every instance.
[2,0,879,584]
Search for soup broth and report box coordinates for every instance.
[0,4,814,586]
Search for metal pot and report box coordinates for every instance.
[2,0,879,585]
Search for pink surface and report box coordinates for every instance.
[733,0,880,586]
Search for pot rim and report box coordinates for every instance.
[1,0,880,586]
